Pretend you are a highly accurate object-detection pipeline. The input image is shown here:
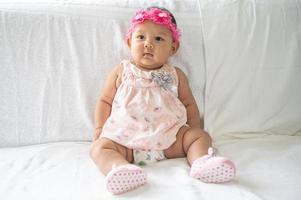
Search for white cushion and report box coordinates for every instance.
[200,0,301,139]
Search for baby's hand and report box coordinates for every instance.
[93,127,102,141]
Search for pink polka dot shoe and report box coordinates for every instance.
[190,147,236,183]
[105,164,147,195]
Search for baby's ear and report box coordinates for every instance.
[126,38,132,48]
[171,41,180,55]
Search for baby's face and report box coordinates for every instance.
[127,21,178,70]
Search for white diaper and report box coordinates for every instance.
[133,149,166,166]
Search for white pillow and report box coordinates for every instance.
[200,0,301,139]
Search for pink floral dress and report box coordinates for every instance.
[101,60,187,150]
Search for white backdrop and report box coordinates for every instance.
[0,0,206,146]
[200,0,301,139]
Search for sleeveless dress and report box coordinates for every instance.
[101,60,187,150]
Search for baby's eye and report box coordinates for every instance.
[155,36,164,41]
[136,35,144,40]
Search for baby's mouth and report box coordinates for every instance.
[143,53,153,58]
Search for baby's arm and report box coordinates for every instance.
[176,67,202,129]
[93,64,122,140]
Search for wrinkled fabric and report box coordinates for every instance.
[0,135,300,200]
[200,0,301,138]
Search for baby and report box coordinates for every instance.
[90,7,236,195]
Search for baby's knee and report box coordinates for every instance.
[198,129,212,143]
[183,128,211,146]
[89,138,116,159]
[186,127,209,138]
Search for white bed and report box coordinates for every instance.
[0,0,301,200]
[1,135,300,200]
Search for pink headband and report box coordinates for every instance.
[126,7,181,42]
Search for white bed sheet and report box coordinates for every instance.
[1,135,300,200]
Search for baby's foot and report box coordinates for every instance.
[105,164,147,194]
[190,147,236,183]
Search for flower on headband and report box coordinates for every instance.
[158,12,167,18]
[135,13,144,21]
[126,7,181,42]
[149,8,171,23]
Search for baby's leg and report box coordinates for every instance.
[90,137,133,175]
[164,126,212,165]
[90,138,147,194]
[164,126,235,183]
[183,128,212,165]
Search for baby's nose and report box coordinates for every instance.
[144,42,154,49]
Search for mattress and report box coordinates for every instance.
[0,135,300,200]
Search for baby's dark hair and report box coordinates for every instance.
[146,6,177,27]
